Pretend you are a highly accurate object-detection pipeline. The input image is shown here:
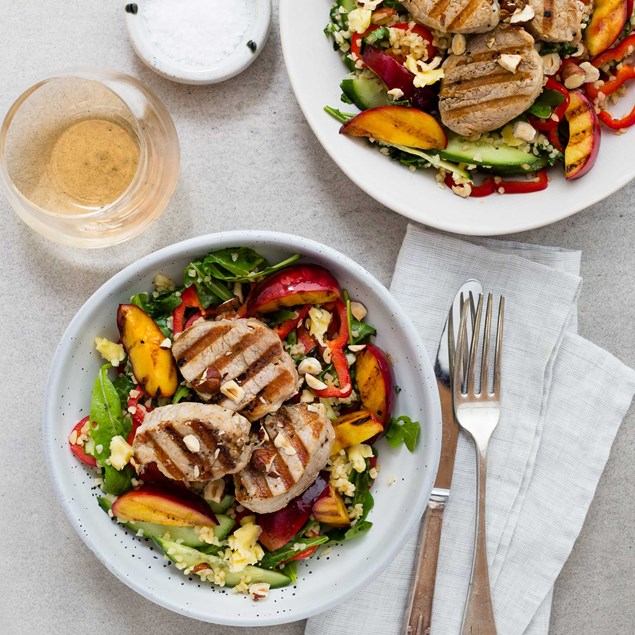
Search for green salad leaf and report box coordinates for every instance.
[259,535,329,570]
[172,384,193,404]
[350,318,376,344]
[281,560,298,582]
[112,373,135,410]
[324,106,356,124]
[131,289,182,317]
[183,247,301,308]
[89,364,133,495]
[386,415,421,452]
[103,464,136,496]
[527,89,566,119]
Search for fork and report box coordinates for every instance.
[453,292,505,635]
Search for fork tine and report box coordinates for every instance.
[453,297,470,397]
[448,300,456,387]
[493,296,505,396]
[467,294,483,396]
[480,293,493,395]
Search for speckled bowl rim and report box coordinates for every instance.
[43,230,441,626]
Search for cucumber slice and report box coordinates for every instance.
[341,78,389,111]
[208,494,234,514]
[436,136,548,174]
[155,538,292,589]
[98,497,234,547]
[393,144,471,180]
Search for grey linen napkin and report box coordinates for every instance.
[306,225,635,635]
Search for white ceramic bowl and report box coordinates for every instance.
[279,0,635,236]
[43,231,441,626]
[126,0,271,85]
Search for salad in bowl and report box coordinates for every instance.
[324,0,635,197]
[63,242,425,603]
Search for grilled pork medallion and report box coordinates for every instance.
[400,0,500,34]
[172,318,299,422]
[234,404,336,514]
[527,0,581,43]
[439,26,544,136]
[133,403,253,482]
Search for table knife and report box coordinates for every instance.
[403,280,483,635]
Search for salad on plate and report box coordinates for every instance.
[324,0,635,197]
[68,247,420,600]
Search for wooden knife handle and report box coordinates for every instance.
[402,495,447,635]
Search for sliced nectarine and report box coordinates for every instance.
[584,0,628,56]
[355,344,395,425]
[340,106,447,151]
[111,485,217,526]
[117,304,178,398]
[331,410,384,456]
[246,264,341,314]
[312,485,350,528]
[564,90,601,180]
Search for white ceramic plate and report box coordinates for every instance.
[43,231,441,626]
[280,0,635,235]
[126,0,271,85]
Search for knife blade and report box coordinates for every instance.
[403,279,483,635]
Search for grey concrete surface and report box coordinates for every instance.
[0,2,632,634]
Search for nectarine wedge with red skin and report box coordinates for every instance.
[117,304,178,398]
[331,410,384,456]
[355,344,395,425]
[312,485,351,528]
[564,90,601,180]
[246,265,341,314]
[340,106,447,151]
[258,473,329,551]
[584,0,628,56]
[112,485,217,527]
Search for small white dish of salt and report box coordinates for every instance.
[125,0,271,85]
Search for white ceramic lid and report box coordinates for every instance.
[125,0,272,85]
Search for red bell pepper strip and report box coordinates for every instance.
[173,286,204,336]
[351,22,436,64]
[444,174,495,197]
[297,324,318,354]
[548,126,565,152]
[126,387,152,445]
[585,64,635,99]
[312,301,352,399]
[273,305,311,340]
[584,64,635,129]
[69,417,97,467]
[286,545,320,562]
[528,78,570,131]
[598,105,635,129]
[445,170,549,197]
[591,33,635,69]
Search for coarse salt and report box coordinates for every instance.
[142,0,249,69]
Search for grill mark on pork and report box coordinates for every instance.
[234,404,335,514]
[439,26,544,135]
[527,0,580,42]
[443,69,533,95]
[276,408,310,466]
[212,329,263,376]
[447,0,486,30]
[445,93,531,117]
[145,431,187,480]
[133,403,253,482]
[180,322,233,365]
[401,0,500,34]
[172,318,299,420]
[428,0,452,19]
[453,45,528,67]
